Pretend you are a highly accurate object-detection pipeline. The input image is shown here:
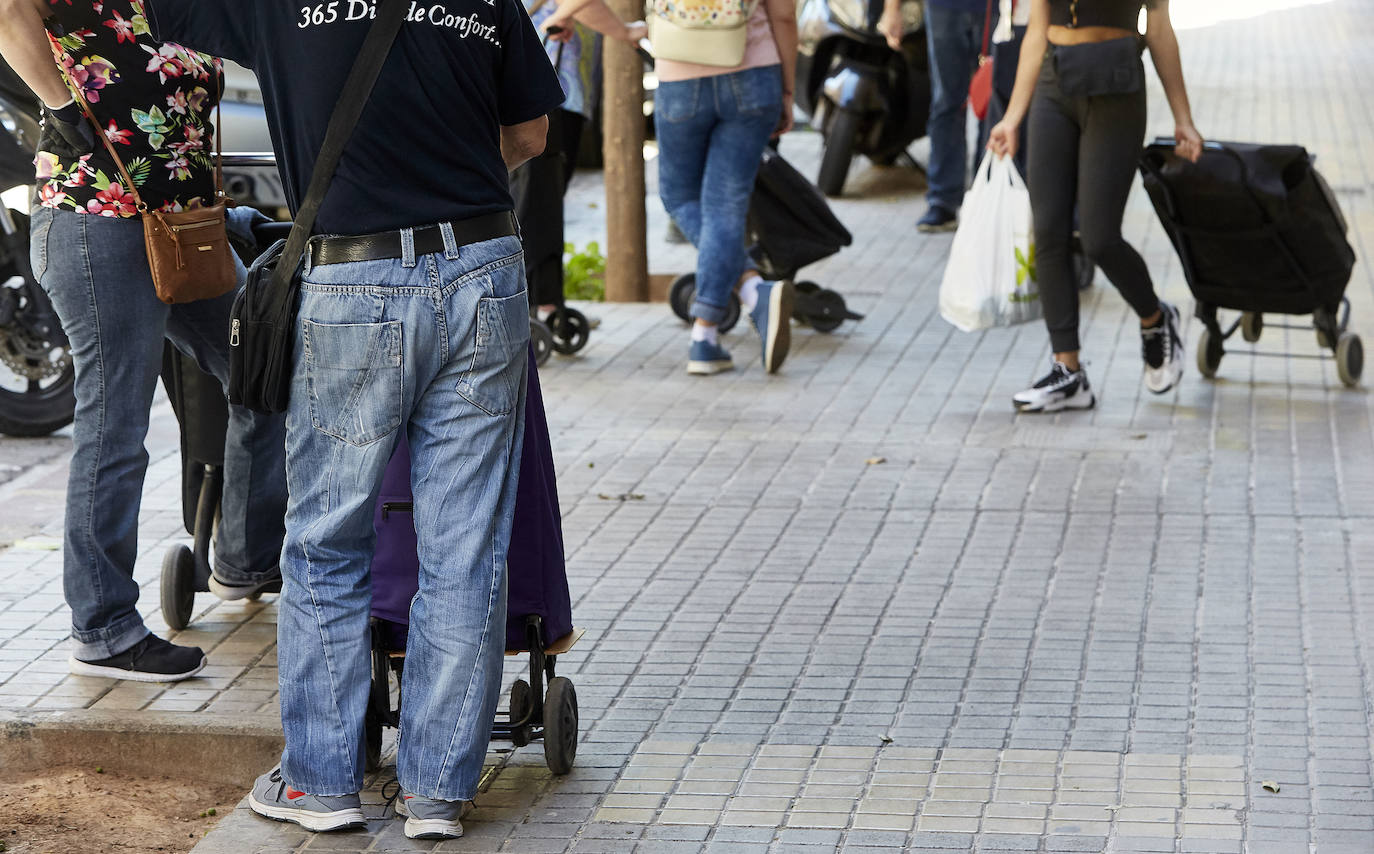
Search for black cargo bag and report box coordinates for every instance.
[1140,140,1354,316]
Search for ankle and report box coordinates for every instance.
[1054,353,1081,372]
[691,322,718,345]
[1140,310,1163,329]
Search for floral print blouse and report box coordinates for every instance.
[37,0,221,217]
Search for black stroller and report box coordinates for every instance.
[669,147,862,333]
[1140,139,1362,386]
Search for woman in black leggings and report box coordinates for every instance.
[988,0,1201,412]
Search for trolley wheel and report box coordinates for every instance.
[668,274,695,324]
[1196,327,1223,379]
[509,679,534,747]
[808,289,848,334]
[1072,250,1095,291]
[665,274,741,334]
[364,706,382,772]
[543,676,578,775]
[530,318,554,366]
[160,544,196,631]
[1241,312,1263,343]
[1337,333,1363,387]
[548,307,590,355]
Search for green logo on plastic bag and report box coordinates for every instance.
[1011,244,1039,303]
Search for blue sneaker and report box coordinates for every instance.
[396,792,464,839]
[246,768,365,832]
[749,281,793,374]
[687,339,734,375]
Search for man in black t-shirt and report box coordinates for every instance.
[147,0,563,839]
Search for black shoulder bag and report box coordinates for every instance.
[228,0,407,413]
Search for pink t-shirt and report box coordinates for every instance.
[655,3,782,83]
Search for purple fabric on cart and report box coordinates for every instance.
[369,344,573,651]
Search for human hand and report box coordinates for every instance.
[986,119,1019,160]
[544,21,574,42]
[773,92,794,138]
[41,99,97,159]
[1174,122,1203,163]
[877,3,903,51]
[622,20,647,42]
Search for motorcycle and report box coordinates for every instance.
[0,61,74,438]
[796,0,930,197]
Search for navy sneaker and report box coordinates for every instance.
[687,339,733,375]
[68,634,206,683]
[916,205,958,233]
[209,568,282,601]
[749,281,793,374]
[247,768,365,833]
[396,792,464,840]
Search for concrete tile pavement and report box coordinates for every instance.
[3,1,1374,851]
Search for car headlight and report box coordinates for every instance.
[826,0,868,32]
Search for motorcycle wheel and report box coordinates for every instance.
[0,235,75,438]
[817,109,859,198]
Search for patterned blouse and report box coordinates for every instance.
[36,0,221,217]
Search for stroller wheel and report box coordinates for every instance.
[160,544,196,631]
[543,676,578,775]
[510,679,534,747]
[1197,327,1223,379]
[548,308,591,355]
[530,318,554,366]
[667,273,741,334]
[669,274,695,324]
[1241,312,1263,343]
[1337,333,1363,387]
[808,289,848,334]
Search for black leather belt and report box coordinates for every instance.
[309,211,518,267]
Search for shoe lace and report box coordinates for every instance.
[1142,323,1168,369]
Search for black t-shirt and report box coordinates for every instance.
[146,0,564,235]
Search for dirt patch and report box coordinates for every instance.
[0,767,241,854]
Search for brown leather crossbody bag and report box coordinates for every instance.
[57,46,236,304]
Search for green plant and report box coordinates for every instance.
[563,241,606,302]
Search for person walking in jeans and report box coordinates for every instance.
[881,0,991,232]
[988,0,1201,412]
[654,0,798,376]
[148,0,563,840]
[0,0,287,682]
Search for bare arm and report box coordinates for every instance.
[1143,0,1201,161]
[763,0,797,135]
[0,0,72,106]
[878,0,902,51]
[544,0,645,42]
[985,0,1048,159]
[502,114,549,170]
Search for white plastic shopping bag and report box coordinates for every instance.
[939,153,1042,332]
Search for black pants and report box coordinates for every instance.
[510,109,586,306]
[1028,56,1158,354]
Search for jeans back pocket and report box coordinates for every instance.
[457,290,529,416]
[305,319,403,446]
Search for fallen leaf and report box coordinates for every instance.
[879,734,894,744]
[597,493,646,502]
[1261,781,1281,793]
[1132,433,1148,440]
[13,537,61,551]
[866,457,887,465]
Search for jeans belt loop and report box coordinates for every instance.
[439,221,460,260]
[400,227,417,269]
[303,241,314,277]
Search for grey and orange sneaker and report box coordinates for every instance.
[396,792,464,839]
[247,768,365,832]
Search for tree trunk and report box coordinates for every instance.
[600,5,649,302]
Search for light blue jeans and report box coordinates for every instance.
[655,64,782,325]
[276,230,528,800]
[31,206,287,661]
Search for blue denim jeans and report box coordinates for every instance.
[276,230,528,800]
[925,4,987,212]
[655,65,782,324]
[30,206,287,661]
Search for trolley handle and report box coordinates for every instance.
[221,152,277,169]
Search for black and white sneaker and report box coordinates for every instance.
[69,634,206,682]
[1142,300,1185,394]
[1012,362,1096,413]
